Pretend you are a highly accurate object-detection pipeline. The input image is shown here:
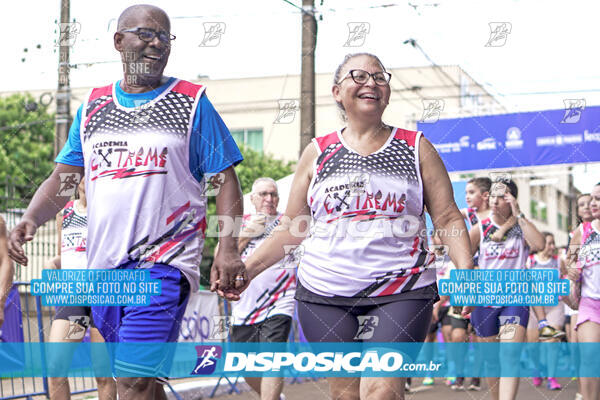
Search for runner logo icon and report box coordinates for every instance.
[191,345,222,375]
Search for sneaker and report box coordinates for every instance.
[422,377,434,386]
[532,377,543,387]
[451,377,465,391]
[405,379,411,393]
[468,377,481,391]
[280,395,286,400]
[445,377,456,386]
[547,378,561,390]
[575,393,583,400]
[539,326,566,340]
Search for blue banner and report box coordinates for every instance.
[417,106,600,171]
[1,342,598,378]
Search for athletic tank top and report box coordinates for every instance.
[466,208,479,226]
[80,80,207,291]
[297,128,436,298]
[61,200,87,269]
[580,221,600,300]
[232,213,296,325]
[527,254,559,270]
[478,216,529,270]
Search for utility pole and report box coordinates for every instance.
[299,0,317,156]
[55,0,71,157]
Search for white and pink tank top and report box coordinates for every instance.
[80,80,207,291]
[232,213,296,325]
[580,221,600,300]
[527,254,559,271]
[297,128,436,298]
[478,216,530,270]
[61,200,87,269]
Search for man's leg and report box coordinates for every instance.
[258,315,292,400]
[89,327,117,400]
[111,264,190,400]
[47,319,74,400]
[48,306,93,400]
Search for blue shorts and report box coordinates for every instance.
[471,306,529,337]
[91,262,190,376]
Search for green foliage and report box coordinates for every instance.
[199,145,295,287]
[0,93,55,206]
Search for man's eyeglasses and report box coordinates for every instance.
[120,27,176,44]
[257,191,279,198]
[337,69,392,86]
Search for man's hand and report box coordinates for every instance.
[7,218,38,266]
[240,214,267,238]
[505,192,520,217]
[210,246,249,301]
[462,305,474,318]
[567,267,582,282]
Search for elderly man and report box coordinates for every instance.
[8,4,246,399]
[231,177,296,400]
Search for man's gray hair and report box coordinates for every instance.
[251,177,278,194]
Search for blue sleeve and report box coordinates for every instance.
[55,105,84,167]
[189,93,243,181]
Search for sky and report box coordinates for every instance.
[3,0,600,192]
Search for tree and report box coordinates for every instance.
[199,145,296,287]
[0,94,54,208]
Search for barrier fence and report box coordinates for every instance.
[0,282,311,400]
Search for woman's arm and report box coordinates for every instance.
[420,136,473,270]
[245,144,318,280]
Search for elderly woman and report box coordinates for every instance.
[238,53,473,400]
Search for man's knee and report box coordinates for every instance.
[118,377,154,394]
[95,376,115,388]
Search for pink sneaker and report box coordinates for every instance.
[532,377,543,387]
[547,377,561,390]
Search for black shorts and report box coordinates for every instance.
[429,306,451,334]
[450,316,469,330]
[54,306,94,329]
[231,314,292,343]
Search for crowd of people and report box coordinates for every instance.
[0,4,598,400]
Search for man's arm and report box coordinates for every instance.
[0,217,15,328]
[7,164,84,265]
[210,166,247,296]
